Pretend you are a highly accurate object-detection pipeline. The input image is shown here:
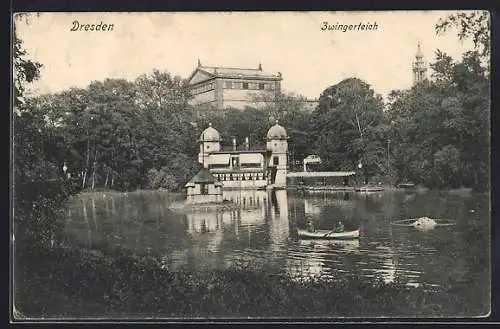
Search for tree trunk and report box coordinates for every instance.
[82,171,87,189]
[83,136,91,188]
[91,150,98,190]
[355,112,363,138]
[104,169,109,188]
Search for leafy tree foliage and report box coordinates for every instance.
[436,11,490,59]
[147,168,177,190]
[13,23,42,106]
[198,107,270,150]
[310,78,389,182]
[19,71,200,191]
[13,23,48,183]
[250,91,314,120]
[387,50,489,190]
[14,12,489,192]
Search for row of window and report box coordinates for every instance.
[214,173,267,181]
[191,81,215,95]
[191,80,276,95]
[209,159,278,169]
[209,163,262,169]
[224,81,275,91]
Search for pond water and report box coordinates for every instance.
[60,188,490,289]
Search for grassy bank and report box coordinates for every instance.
[14,241,489,319]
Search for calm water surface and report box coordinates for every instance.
[61,189,490,289]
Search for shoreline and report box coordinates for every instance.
[14,242,489,319]
[73,186,482,195]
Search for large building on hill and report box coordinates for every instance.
[194,121,288,189]
[187,60,282,113]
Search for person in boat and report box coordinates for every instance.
[306,220,316,233]
[333,220,345,233]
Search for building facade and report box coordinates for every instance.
[187,61,282,112]
[198,121,288,189]
[302,98,319,113]
[412,42,428,85]
[185,168,223,204]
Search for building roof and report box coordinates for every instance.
[188,62,282,85]
[267,120,288,140]
[200,66,279,78]
[210,150,270,155]
[187,168,219,184]
[199,123,221,142]
[287,171,357,178]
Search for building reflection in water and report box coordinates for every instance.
[286,238,362,281]
[268,190,289,251]
[369,245,397,284]
[65,191,393,281]
[286,192,373,282]
[61,190,473,288]
[174,189,290,270]
[184,190,268,233]
[304,199,321,216]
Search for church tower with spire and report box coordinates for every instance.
[412,42,427,85]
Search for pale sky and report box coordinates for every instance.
[15,11,477,99]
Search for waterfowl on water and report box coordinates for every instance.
[412,216,437,230]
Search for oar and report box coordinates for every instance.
[322,230,334,238]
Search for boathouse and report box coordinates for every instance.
[185,168,223,204]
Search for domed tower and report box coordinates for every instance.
[199,123,221,168]
[266,120,288,188]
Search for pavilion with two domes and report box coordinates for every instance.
[185,121,289,199]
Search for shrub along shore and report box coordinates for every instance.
[15,235,489,319]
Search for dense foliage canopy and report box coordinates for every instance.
[14,11,490,191]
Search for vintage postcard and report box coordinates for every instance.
[12,11,491,320]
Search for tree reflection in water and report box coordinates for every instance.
[61,189,489,290]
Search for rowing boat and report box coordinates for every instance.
[297,228,360,240]
[355,187,384,192]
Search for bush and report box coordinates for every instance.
[146,168,178,190]
[13,242,490,319]
[14,178,80,248]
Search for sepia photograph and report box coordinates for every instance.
[12,10,491,320]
